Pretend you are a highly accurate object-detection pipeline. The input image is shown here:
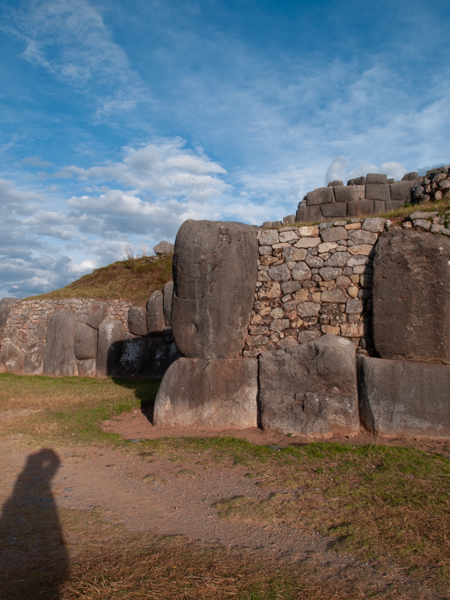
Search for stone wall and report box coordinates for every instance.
[0,285,178,378]
[268,166,450,225]
[244,210,450,358]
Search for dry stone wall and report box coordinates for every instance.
[244,211,450,359]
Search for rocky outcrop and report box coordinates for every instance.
[372,230,450,364]
[153,357,258,428]
[172,220,258,359]
[358,356,450,438]
[259,335,359,436]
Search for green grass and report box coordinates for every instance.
[26,253,173,306]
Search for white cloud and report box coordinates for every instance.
[63,139,230,203]
[325,156,347,185]
[22,156,54,168]
[2,0,149,114]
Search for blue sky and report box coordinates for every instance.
[1,0,449,299]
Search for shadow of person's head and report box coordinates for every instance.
[0,448,69,599]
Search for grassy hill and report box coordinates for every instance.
[29,254,173,307]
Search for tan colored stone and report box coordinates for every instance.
[321,325,340,335]
[293,289,309,303]
[298,226,319,237]
[350,275,360,284]
[317,242,338,253]
[291,317,304,328]
[295,237,321,248]
[347,286,358,298]
[272,242,291,249]
[270,307,284,319]
[345,223,362,230]
[340,322,364,337]
[348,244,374,256]
[311,292,321,302]
[259,306,272,316]
[251,314,263,324]
[259,282,282,299]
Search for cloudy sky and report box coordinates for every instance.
[1,0,449,299]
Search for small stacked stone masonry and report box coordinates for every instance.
[268,166,450,226]
[0,286,178,378]
[154,216,450,439]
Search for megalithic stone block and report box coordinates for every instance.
[259,335,359,437]
[147,291,165,335]
[43,309,78,376]
[0,340,25,373]
[97,319,125,376]
[358,356,450,438]
[163,281,174,327]
[172,220,258,359]
[373,230,450,364]
[153,357,258,428]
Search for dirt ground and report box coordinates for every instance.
[1,408,449,598]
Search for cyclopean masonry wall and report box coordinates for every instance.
[0,286,179,378]
[155,212,450,439]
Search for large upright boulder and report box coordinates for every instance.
[43,309,78,376]
[81,302,106,329]
[23,341,45,374]
[163,281,174,327]
[153,357,258,428]
[358,356,450,438]
[259,335,359,436]
[128,306,148,336]
[373,230,450,364]
[147,291,165,335]
[74,323,98,360]
[97,320,125,376]
[172,220,258,358]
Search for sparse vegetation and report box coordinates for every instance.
[27,253,173,306]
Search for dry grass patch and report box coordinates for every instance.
[27,253,173,306]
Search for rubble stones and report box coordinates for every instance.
[259,335,359,436]
[153,357,258,428]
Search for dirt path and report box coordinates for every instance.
[0,412,446,598]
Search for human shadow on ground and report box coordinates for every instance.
[0,448,69,600]
[112,377,161,424]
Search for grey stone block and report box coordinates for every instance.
[147,290,165,335]
[23,341,44,374]
[128,306,148,336]
[172,221,258,359]
[82,302,106,329]
[97,319,125,376]
[402,172,420,181]
[0,340,25,373]
[390,181,413,202]
[373,230,450,364]
[283,215,296,225]
[373,200,386,214]
[77,359,97,377]
[327,180,343,187]
[320,226,348,243]
[259,335,359,436]
[365,184,390,201]
[358,356,450,438]
[153,357,258,428]
[366,173,387,184]
[153,240,174,255]
[306,187,335,206]
[385,200,405,211]
[347,176,366,185]
[74,322,98,360]
[296,204,322,222]
[347,200,374,217]
[163,281,174,327]
[333,186,354,203]
[43,309,77,376]
[320,203,347,218]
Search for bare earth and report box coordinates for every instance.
[1,409,448,598]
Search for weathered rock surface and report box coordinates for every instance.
[153,240,174,255]
[0,298,19,347]
[259,335,359,436]
[23,341,45,374]
[77,358,97,377]
[43,309,78,376]
[74,322,98,360]
[147,291,165,335]
[172,220,258,359]
[358,356,450,438]
[153,357,258,428]
[97,320,125,376]
[117,336,179,378]
[128,306,148,336]
[0,340,25,373]
[163,281,174,326]
[373,230,450,364]
[81,302,107,329]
